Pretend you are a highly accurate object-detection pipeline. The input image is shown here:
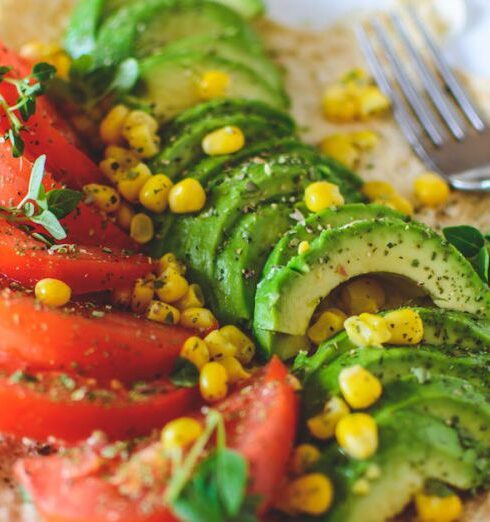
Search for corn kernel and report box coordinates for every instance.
[124,110,159,134]
[35,278,71,308]
[104,146,140,168]
[219,325,256,364]
[365,463,381,480]
[219,356,251,383]
[280,473,334,516]
[358,85,391,118]
[199,362,228,402]
[112,285,132,308]
[180,336,210,370]
[159,253,186,276]
[99,158,124,183]
[124,124,160,158]
[383,309,424,345]
[20,41,60,60]
[290,444,321,475]
[204,330,237,360]
[174,284,205,310]
[339,365,383,409]
[351,130,379,150]
[130,213,154,244]
[344,313,391,348]
[155,268,189,303]
[414,492,463,522]
[305,181,345,213]
[161,417,203,450]
[414,173,450,208]
[100,105,130,145]
[180,308,218,332]
[139,174,173,214]
[307,396,350,440]
[320,134,360,169]
[377,194,414,216]
[83,183,120,213]
[340,277,386,315]
[323,85,358,122]
[198,70,231,100]
[298,240,310,254]
[352,479,370,495]
[341,68,369,86]
[131,277,155,314]
[362,180,396,202]
[147,300,180,325]
[168,178,206,214]
[202,126,245,156]
[116,202,135,231]
[307,308,347,345]
[335,413,378,459]
[117,163,152,202]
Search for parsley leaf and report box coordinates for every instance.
[170,357,199,388]
[443,225,484,258]
[472,246,489,283]
[46,189,83,219]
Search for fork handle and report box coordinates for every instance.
[449,165,490,191]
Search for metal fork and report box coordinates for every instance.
[356,7,490,191]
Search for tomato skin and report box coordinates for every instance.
[0,290,190,383]
[16,358,298,522]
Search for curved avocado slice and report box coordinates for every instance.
[64,0,104,58]
[151,112,295,179]
[254,218,490,339]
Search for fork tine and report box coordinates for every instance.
[356,25,439,171]
[390,12,467,140]
[371,19,447,146]
[408,5,486,131]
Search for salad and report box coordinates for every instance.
[0,0,487,521]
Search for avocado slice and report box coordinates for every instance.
[254,218,490,341]
[151,112,295,179]
[64,0,105,58]
[135,50,287,121]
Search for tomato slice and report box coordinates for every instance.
[16,358,298,522]
[0,289,190,383]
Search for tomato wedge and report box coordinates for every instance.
[0,219,154,293]
[0,290,190,383]
[16,358,298,522]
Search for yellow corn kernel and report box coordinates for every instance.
[199,361,228,402]
[339,365,383,409]
[155,267,189,303]
[112,285,132,309]
[83,183,121,213]
[161,417,203,450]
[99,158,124,183]
[290,444,321,475]
[104,145,140,168]
[383,309,424,345]
[304,181,345,213]
[307,396,350,440]
[20,41,60,60]
[116,202,135,231]
[198,70,231,100]
[131,277,155,314]
[358,85,391,118]
[147,300,181,325]
[361,180,396,202]
[377,194,414,216]
[174,284,205,310]
[414,172,450,208]
[180,336,210,370]
[365,463,381,480]
[320,134,360,169]
[307,308,347,345]
[414,492,463,522]
[124,124,160,159]
[335,413,378,459]
[298,240,310,255]
[350,130,379,150]
[159,253,186,276]
[341,68,369,86]
[100,105,130,145]
[130,213,154,244]
[180,308,218,332]
[204,330,237,360]
[219,356,251,383]
[168,178,206,214]
[219,325,256,364]
[202,126,245,156]
[280,473,334,516]
[344,313,392,348]
[124,110,159,134]
[323,85,358,122]
[352,478,370,496]
[139,174,173,214]
[340,277,386,315]
[35,278,71,308]
[117,163,152,202]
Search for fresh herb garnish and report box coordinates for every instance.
[170,357,200,388]
[0,62,56,157]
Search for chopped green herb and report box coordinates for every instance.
[170,357,199,388]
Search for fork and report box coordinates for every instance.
[356,7,490,191]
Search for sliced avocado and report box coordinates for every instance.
[151,112,295,179]
[135,51,287,121]
[254,219,490,341]
[64,0,104,58]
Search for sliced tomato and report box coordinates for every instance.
[16,358,298,522]
[0,290,191,383]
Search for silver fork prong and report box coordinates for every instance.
[408,5,486,131]
[356,25,439,171]
[371,19,447,147]
[390,12,467,141]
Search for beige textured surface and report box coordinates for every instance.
[0,0,488,520]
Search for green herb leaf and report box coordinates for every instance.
[472,246,490,283]
[216,448,248,516]
[0,66,11,80]
[46,189,83,219]
[32,62,56,84]
[30,209,67,241]
[8,128,24,157]
[424,479,455,498]
[170,358,199,388]
[443,225,485,258]
[21,155,46,204]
